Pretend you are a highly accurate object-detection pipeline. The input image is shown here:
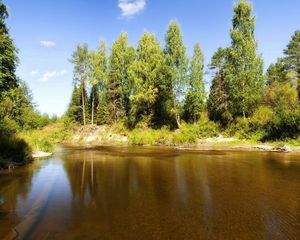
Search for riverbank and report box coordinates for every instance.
[18,123,300,154]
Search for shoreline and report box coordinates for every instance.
[60,140,300,153]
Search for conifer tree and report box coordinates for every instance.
[66,86,83,123]
[183,43,206,123]
[164,21,188,127]
[225,0,264,118]
[283,30,300,99]
[207,48,231,125]
[0,0,18,97]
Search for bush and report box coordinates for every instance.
[0,132,32,168]
[265,108,300,140]
[251,106,274,129]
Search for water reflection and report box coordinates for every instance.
[1,147,300,239]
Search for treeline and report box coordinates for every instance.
[0,0,53,167]
[67,0,300,141]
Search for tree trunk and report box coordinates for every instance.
[81,89,86,126]
[91,91,94,125]
[176,113,181,128]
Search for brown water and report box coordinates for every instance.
[1,146,300,239]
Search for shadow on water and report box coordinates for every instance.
[1,146,300,239]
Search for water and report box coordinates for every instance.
[1,146,300,239]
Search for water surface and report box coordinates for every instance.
[1,146,300,239]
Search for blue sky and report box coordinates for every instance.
[4,0,300,116]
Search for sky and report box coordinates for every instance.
[3,0,300,116]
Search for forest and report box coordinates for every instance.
[0,0,300,168]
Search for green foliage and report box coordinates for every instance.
[207,48,231,125]
[224,0,264,118]
[20,123,72,152]
[266,108,300,140]
[129,117,219,146]
[69,44,90,125]
[129,32,165,127]
[0,0,19,95]
[164,20,188,127]
[0,131,32,168]
[251,106,274,129]
[89,39,108,125]
[107,33,135,123]
[283,30,300,99]
[183,43,206,123]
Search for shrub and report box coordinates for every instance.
[0,132,32,168]
[250,106,274,129]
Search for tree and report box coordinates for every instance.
[164,20,188,127]
[183,43,206,123]
[224,0,264,118]
[283,30,300,99]
[207,48,231,125]
[0,0,18,97]
[129,32,164,127]
[89,39,107,125]
[265,58,289,85]
[66,85,83,123]
[70,44,90,125]
[107,33,135,123]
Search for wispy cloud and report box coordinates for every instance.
[40,70,68,82]
[118,0,146,18]
[40,40,56,48]
[30,70,39,76]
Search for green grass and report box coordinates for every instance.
[19,122,71,152]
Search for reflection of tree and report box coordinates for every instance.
[0,160,41,238]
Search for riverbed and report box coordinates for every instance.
[1,146,300,239]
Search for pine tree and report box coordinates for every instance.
[207,48,231,125]
[164,20,188,127]
[70,44,90,125]
[183,43,205,123]
[107,33,135,123]
[225,0,264,118]
[0,0,18,97]
[283,30,300,99]
[129,32,164,127]
[265,58,288,85]
[66,86,83,123]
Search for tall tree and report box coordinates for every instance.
[164,20,188,127]
[0,0,18,97]
[89,39,107,125]
[225,0,264,118]
[183,43,206,123]
[283,30,300,99]
[70,44,90,125]
[207,48,231,125]
[107,32,135,123]
[129,32,164,127]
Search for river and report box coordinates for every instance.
[1,146,300,239]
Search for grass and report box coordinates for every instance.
[19,122,71,152]
[128,121,220,146]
